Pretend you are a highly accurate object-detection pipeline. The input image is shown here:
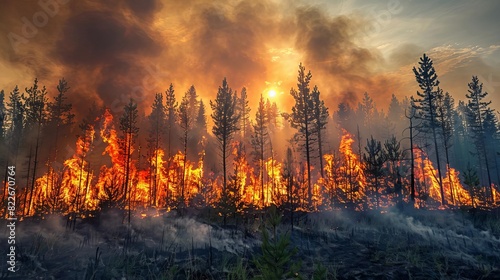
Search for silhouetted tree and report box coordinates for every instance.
[165,83,178,158]
[384,135,406,202]
[238,87,251,147]
[210,78,240,194]
[218,143,245,226]
[195,100,207,135]
[119,99,139,224]
[436,90,456,204]
[23,78,48,216]
[466,76,495,201]
[289,63,315,206]
[46,78,74,163]
[251,94,268,205]
[311,85,329,177]
[178,89,194,206]
[363,136,386,208]
[463,163,480,208]
[411,54,445,205]
[147,93,166,206]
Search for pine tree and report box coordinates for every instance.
[165,83,178,158]
[23,78,48,216]
[336,102,352,131]
[463,164,480,208]
[311,85,329,177]
[147,93,166,206]
[195,100,207,134]
[253,206,300,279]
[388,94,403,135]
[251,94,268,205]
[218,143,245,226]
[178,89,194,206]
[288,63,315,206]
[265,99,279,133]
[238,87,251,145]
[411,54,446,205]
[186,85,199,118]
[466,76,495,202]
[119,99,139,224]
[6,86,24,161]
[436,90,456,204]
[363,136,386,209]
[46,78,74,164]
[282,147,298,230]
[210,78,240,194]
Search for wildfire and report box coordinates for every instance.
[13,111,499,219]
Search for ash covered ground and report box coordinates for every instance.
[1,206,500,279]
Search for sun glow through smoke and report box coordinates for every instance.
[267,89,277,98]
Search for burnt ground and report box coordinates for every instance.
[1,206,500,279]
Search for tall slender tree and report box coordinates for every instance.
[239,87,251,145]
[46,78,74,163]
[436,90,456,204]
[251,94,269,205]
[411,54,446,205]
[165,83,178,158]
[147,93,166,206]
[23,78,48,216]
[311,85,329,177]
[466,76,495,201]
[7,86,24,148]
[210,78,240,193]
[288,63,315,206]
[178,89,194,205]
[363,136,386,209]
[119,99,139,224]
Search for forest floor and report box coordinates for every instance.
[1,205,500,279]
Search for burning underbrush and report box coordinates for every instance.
[1,206,499,279]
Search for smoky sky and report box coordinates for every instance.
[2,0,496,117]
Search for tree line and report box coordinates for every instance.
[0,54,499,220]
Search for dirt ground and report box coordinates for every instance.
[1,206,499,279]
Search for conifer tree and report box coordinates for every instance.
[178,89,194,205]
[210,78,240,193]
[466,76,495,201]
[165,83,178,158]
[411,54,446,205]
[251,94,268,205]
[119,99,139,224]
[147,93,166,206]
[311,85,329,177]
[288,63,315,206]
[363,136,386,209]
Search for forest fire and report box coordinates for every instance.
[9,111,499,220]
[10,109,499,220]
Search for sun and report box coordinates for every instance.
[267,89,277,98]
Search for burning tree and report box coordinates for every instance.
[178,88,195,206]
[119,100,139,223]
[251,94,269,206]
[147,93,166,207]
